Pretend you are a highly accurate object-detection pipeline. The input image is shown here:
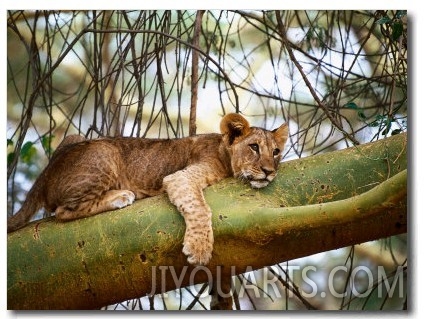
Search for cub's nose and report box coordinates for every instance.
[261,167,274,176]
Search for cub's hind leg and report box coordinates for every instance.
[55,189,135,222]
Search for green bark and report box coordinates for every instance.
[7,133,407,309]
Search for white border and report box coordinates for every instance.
[2,2,422,318]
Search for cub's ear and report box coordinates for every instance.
[272,122,289,149]
[220,113,251,145]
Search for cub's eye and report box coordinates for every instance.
[273,148,281,156]
[249,144,259,153]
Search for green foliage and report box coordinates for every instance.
[7,135,55,169]
[7,139,38,167]
[20,141,37,165]
[375,10,407,41]
[41,134,55,156]
[305,24,334,51]
[345,102,367,121]
[344,102,405,136]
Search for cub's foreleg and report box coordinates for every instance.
[163,163,225,265]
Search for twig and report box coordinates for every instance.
[185,283,209,310]
[85,28,240,111]
[155,41,177,137]
[271,266,318,310]
[189,11,204,136]
[275,11,360,145]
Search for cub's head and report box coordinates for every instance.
[220,113,288,188]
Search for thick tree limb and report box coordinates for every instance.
[7,133,407,309]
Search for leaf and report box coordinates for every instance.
[41,135,55,154]
[375,16,391,25]
[20,141,37,165]
[392,22,404,41]
[382,120,392,135]
[7,139,14,147]
[368,120,380,127]
[395,10,407,19]
[7,152,15,167]
[345,102,358,109]
[345,102,367,120]
[357,110,367,120]
[391,129,402,135]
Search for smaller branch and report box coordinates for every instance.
[85,28,240,110]
[275,11,360,145]
[185,283,209,310]
[7,11,104,180]
[269,267,318,310]
[154,42,177,137]
[189,10,204,136]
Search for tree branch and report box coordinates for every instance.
[275,11,360,145]
[189,10,204,136]
[7,133,407,309]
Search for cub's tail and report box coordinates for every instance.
[7,182,44,233]
[7,135,84,233]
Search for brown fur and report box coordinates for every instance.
[8,113,288,265]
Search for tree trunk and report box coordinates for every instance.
[7,133,407,309]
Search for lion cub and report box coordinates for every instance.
[8,113,288,265]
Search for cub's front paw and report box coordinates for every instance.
[182,229,214,265]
